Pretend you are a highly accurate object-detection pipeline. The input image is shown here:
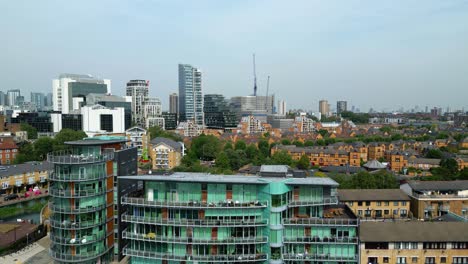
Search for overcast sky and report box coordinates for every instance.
[1,0,467,112]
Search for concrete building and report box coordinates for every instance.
[86,93,132,130]
[401,180,468,220]
[230,95,275,121]
[53,73,110,114]
[277,100,287,116]
[337,101,347,114]
[48,137,137,263]
[162,112,178,130]
[319,100,330,117]
[360,221,468,264]
[178,64,204,126]
[0,91,6,106]
[144,97,163,129]
[338,189,410,219]
[267,114,294,130]
[237,115,269,134]
[175,120,202,137]
[126,80,149,126]
[169,93,178,115]
[204,94,237,129]
[81,104,126,134]
[125,126,149,158]
[149,137,184,170]
[118,166,358,263]
[7,89,21,106]
[30,92,45,110]
[293,113,315,133]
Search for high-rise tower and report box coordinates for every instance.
[178,64,204,126]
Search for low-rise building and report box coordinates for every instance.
[0,136,18,165]
[149,137,184,170]
[0,161,51,194]
[401,180,468,220]
[125,126,149,158]
[338,189,410,219]
[368,143,385,161]
[408,157,441,171]
[385,151,408,172]
[360,221,468,264]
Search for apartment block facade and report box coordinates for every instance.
[118,166,359,263]
[0,161,51,194]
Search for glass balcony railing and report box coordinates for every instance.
[122,229,268,244]
[288,196,338,207]
[49,188,109,198]
[123,247,268,263]
[122,197,267,209]
[49,172,108,182]
[283,218,358,226]
[49,248,110,263]
[122,214,268,227]
[282,253,358,262]
[49,218,110,230]
[47,150,114,164]
[283,236,358,244]
[50,231,108,245]
[49,202,107,214]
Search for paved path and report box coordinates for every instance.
[0,235,52,264]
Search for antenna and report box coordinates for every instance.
[265,76,270,111]
[253,54,257,96]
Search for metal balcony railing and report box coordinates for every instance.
[283,218,358,226]
[288,196,338,207]
[49,218,109,230]
[283,236,358,244]
[49,188,109,198]
[440,205,451,211]
[122,197,267,209]
[49,202,107,214]
[123,247,268,262]
[49,248,110,263]
[122,230,268,244]
[50,231,107,245]
[121,214,268,227]
[49,172,108,182]
[282,253,358,262]
[47,150,114,164]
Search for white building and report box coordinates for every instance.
[52,73,110,114]
[277,100,287,116]
[81,104,125,134]
[126,80,149,126]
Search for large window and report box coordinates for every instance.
[394,242,418,249]
[423,242,446,249]
[100,114,113,132]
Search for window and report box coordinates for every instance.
[453,257,468,264]
[441,257,446,263]
[402,201,407,206]
[423,242,446,249]
[452,242,467,249]
[377,201,381,206]
[394,201,399,206]
[425,257,435,264]
[384,201,389,206]
[348,202,354,206]
[358,201,363,206]
[383,257,389,263]
[100,114,114,132]
[412,257,418,263]
[400,209,408,217]
[394,242,418,249]
[384,210,390,215]
[397,257,406,264]
[358,210,363,216]
[366,201,371,206]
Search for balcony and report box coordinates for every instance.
[49,203,107,214]
[49,172,108,182]
[123,247,268,263]
[49,218,111,230]
[49,248,110,263]
[122,197,267,209]
[288,196,338,207]
[47,150,114,164]
[440,205,451,211]
[411,193,468,199]
[121,214,268,227]
[282,253,358,262]
[49,188,109,198]
[283,218,358,226]
[283,236,358,244]
[50,231,108,245]
[122,229,268,244]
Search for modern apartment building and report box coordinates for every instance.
[319,100,330,117]
[336,101,347,114]
[118,166,359,263]
[230,95,275,121]
[149,137,183,170]
[126,80,149,126]
[204,94,237,129]
[144,97,163,129]
[338,189,410,219]
[178,64,204,126]
[125,126,149,158]
[169,93,178,115]
[0,161,51,194]
[401,180,468,220]
[7,89,21,106]
[360,221,468,264]
[31,92,45,110]
[52,73,110,114]
[48,136,137,263]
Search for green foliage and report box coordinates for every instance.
[379,126,392,133]
[190,134,222,161]
[304,140,314,147]
[245,144,259,160]
[20,123,37,139]
[148,126,182,141]
[436,132,449,139]
[281,139,291,145]
[318,129,328,137]
[34,137,55,160]
[258,140,270,157]
[215,152,230,169]
[234,140,247,150]
[270,150,294,166]
[292,140,304,147]
[425,149,443,159]
[296,154,310,170]
[331,170,398,189]
[340,111,370,124]
[223,142,233,150]
[54,129,87,150]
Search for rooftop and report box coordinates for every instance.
[360,221,468,242]
[119,172,339,186]
[150,137,183,152]
[0,161,52,178]
[408,180,468,191]
[338,189,410,202]
[65,136,128,146]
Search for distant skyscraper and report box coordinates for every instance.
[0,91,6,106]
[31,92,45,110]
[7,89,21,106]
[45,92,53,107]
[337,100,347,114]
[204,94,237,129]
[277,100,287,116]
[126,80,149,126]
[169,93,178,115]
[52,73,110,114]
[178,64,204,126]
[319,100,330,117]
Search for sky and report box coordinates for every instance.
[1,0,468,112]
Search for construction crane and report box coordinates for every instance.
[253,54,257,96]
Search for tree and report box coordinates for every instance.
[190,134,221,161]
[245,144,259,160]
[13,142,36,164]
[425,149,443,159]
[292,140,304,147]
[34,137,55,160]
[148,125,182,141]
[54,129,87,147]
[296,154,310,170]
[318,130,328,137]
[20,123,37,139]
[215,152,230,169]
[270,151,293,166]
[224,142,233,150]
[281,139,291,145]
[304,140,314,147]
[440,158,458,174]
[234,140,247,150]
[258,140,270,157]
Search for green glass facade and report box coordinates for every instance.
[120,173,358,264]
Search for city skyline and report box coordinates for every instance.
[1,1,468,111]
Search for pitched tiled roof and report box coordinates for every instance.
[408,180,468,191]
[0,142,18,150]
[150,137,183,152]
[338,189,410,201]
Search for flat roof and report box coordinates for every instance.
[118,173,339,186]
[338,189,410,202]
[65,138,128,146]
[408,180,468,191]
[360,221,468,242]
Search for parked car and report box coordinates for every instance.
[4,193,19,201]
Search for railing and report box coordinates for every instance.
[122,197,267,209]
[49,202,107,214]
[440,205,451,211]
[49,188,109,198]
[47,150,114,164]
[424,206,435,211]
[283,236,358,244]
[282,253,358,262]
[122,230,268,244]
[49,218,109,230]
[49,248,110,263]
[283,218,358,226]
[49,172,108,182]
[122,214,268,227]
[50,231,107,245]
[411,193,468,199]
[288,196,338,207]
[123,247,268,262]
